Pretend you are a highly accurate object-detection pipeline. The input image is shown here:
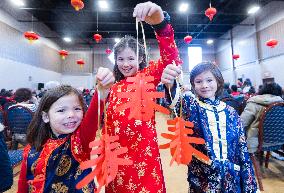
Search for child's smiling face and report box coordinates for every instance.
[193,71,218,100]
[42,94,83,136]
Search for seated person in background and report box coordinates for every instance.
[9,88,37,112]
[231,84,241,97]
[240,82,283,153]
[222,82,232,98]
[0,122,13,192]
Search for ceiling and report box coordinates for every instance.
[1,0,278,47]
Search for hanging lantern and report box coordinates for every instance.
[24,31,39,43]
[59,50,69,60]
[77,59,85,68]
[233,54,240,60]
[93,33,102,43]
[71,0,84,11]
[184,35,192,44]
[266,39,278,48]
[105,48,112,55]
[205,7,217,21]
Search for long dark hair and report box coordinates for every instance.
[190,62,224,98]
[26,85,86,151]
[113,35,147,82]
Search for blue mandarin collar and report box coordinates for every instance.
[198,97,220,106]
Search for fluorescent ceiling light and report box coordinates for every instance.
[63,37,72,42]
[179,3,189,13]
[98,0,109,10]
[207,39,214,44]
[114,38,120,43]
[10,0,25,7]
[248,6,260,14]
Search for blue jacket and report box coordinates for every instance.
[0,131,13,192]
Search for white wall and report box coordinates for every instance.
[216,1,284,88]
[0,57,61,90]
[61,74,95,89]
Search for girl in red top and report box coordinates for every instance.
[104,2,181,192]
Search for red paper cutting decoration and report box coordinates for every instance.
[205,7,217,21]
[76,134,133,192]
[115,72,170,121]
[71,0,84,11]
[105,48,112,55]
[233,54,240,60]
[184,35,192,44]
[59,50,69,60]
[76,59,85,68]
[159,117,210,165]
[266,39,278,48]
[93,34,102,43]
[24,31,39,43]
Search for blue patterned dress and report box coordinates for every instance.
[167,92,257,193]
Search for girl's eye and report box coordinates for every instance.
[117,58,123,61]
[208,79,213,82]
[195,80,201,84]
[57,109,65,113]
[75,107,82,111]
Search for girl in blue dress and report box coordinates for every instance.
[161,62,258,193]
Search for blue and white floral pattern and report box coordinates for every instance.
[167,93,257,193]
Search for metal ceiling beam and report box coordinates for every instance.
[54,30,225,34]
[19,7,247,16]
[17,20,254,26]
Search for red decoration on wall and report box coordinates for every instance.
[115,72,170,121]
[159,117,210,166]
[233,54,240,60]
[266,39,278,48]
[76,135,133,192]
[71,0,84,11]
[184,35,192,44]
[105,48,112,55]
[93,34,102,43]
[205,7,217,21]
[76,59,85,68]
[59,50,69,60]
[24,31,39,43]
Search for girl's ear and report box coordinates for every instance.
[42,111,50,123]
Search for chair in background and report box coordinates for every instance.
[6,105,33,150]
[8,149,23,176]
[250,102,284,191]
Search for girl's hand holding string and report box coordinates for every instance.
[133,1,164,25]
[161,64,182,89]
[96,67,115,99]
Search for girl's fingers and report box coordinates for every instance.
[147,6,158,17]
[101,72,114,86]
[141,6,150,21]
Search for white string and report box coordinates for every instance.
[135,18,148,71]
[140,22,148,63]
[136,18,139,70]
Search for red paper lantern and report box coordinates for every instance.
[266,39,278,48]
[24,31,39,43]
[184,35,192,44]
[77,59,85,68]
[205,7,217,21]
[233,54,240,60]
[59,50,69,60]
[93,33,102,43]
[71,0,84,11]
[105,48,112,55]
